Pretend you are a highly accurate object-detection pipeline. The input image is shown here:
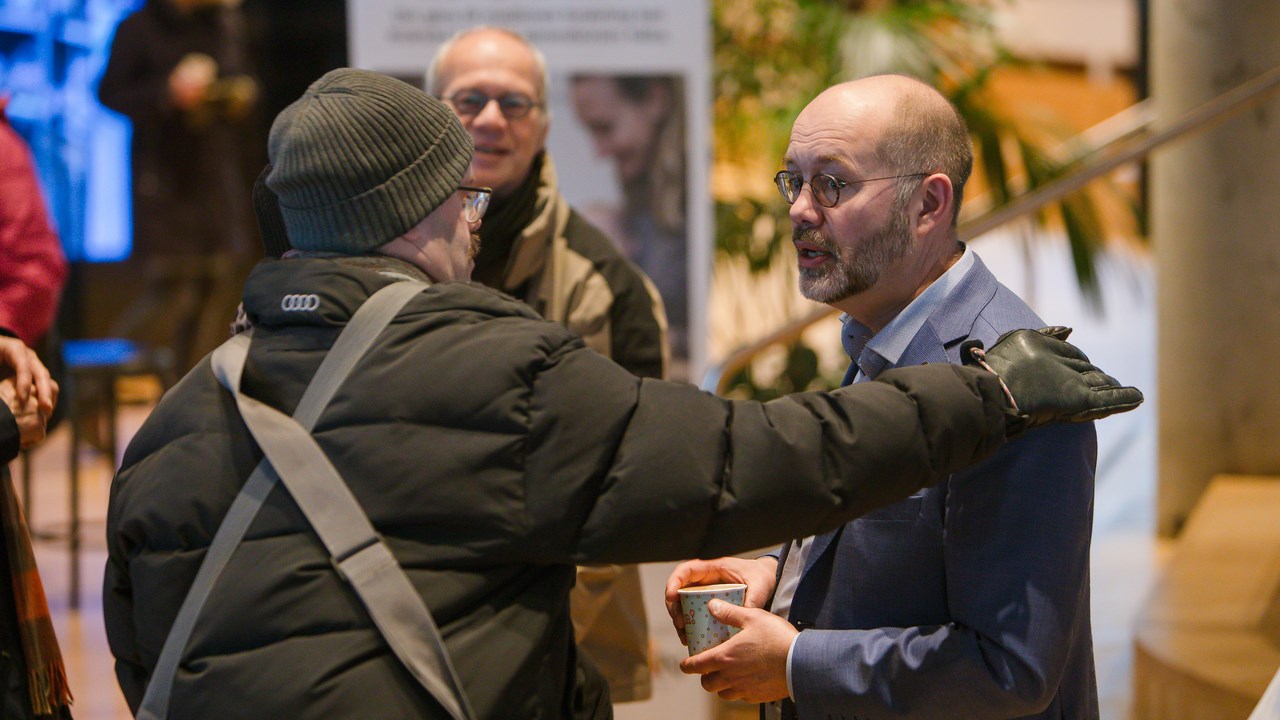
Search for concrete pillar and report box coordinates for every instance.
[1153,0,1280,535]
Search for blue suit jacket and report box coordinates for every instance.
[776,254,1099,719]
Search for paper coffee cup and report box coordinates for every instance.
[678,583,747,655]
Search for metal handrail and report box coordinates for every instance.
[962,64,1280,240]
[703,64,1280,395]
[944,99,1156,231]
[700,304,835,393]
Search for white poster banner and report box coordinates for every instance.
[1250,665,1280,720]
[348,0,711,379]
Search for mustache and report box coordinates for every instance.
[793,227,835,252]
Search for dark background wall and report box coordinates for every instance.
[79,0,348,343]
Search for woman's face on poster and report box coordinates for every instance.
[571,77,669,186]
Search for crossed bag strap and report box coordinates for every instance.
[136,280,476,720]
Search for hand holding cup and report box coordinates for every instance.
[677,583,747,655]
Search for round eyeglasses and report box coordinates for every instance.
[774,170,927,208]
[458,185,492,223]
[445,90,542,120]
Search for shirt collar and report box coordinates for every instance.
[841,246,975,381]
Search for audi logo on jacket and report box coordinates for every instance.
[280,293,320,311]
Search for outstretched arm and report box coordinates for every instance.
[530,357,1009,566]
[523,325,1139,565]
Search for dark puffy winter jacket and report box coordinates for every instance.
[105,256,1009,719]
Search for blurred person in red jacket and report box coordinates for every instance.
[0,100,72,719]
[0,99,67,350]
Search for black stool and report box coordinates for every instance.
[57,338,174,609]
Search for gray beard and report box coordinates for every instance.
[796,208,912,304]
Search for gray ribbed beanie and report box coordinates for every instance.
[266,68,473,254]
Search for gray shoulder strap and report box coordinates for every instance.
[211,339,476,720]
[137,280,472,720]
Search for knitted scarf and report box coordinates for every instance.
[0,466,72,716]
[471,153,542,289]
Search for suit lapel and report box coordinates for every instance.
[788,525,842,625]
[908,254,1000,364]
[802,526,843,576]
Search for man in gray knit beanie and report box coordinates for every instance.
[264,67,490,280]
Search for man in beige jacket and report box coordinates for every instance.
[429,27,668,710]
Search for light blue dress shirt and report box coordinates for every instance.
[774,246,976,701]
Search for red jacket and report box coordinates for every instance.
[0,115,67,345]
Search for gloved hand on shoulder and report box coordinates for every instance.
[961,326,1143,437]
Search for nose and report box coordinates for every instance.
[471,98,507,129]
[788,184,823,229]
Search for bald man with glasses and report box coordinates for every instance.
[427,25,671,713]
[667,75,1103,720]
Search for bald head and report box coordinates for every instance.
[801,75,973,225]
[800,75,917,137]
[427,27,547,102]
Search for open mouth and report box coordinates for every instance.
[473,145,509,156]
[794,241,834,268]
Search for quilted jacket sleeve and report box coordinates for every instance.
[519,340,1009,565]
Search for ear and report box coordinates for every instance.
[535,112,551,153]
[374,206,454,282]
[915,173,954,238]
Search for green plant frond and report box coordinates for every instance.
[963,55,1002,92]
[723,339,838,400]
[784,342,822,391]
[957,100,1013,208]
[1059,195,1104,306]
[1015,136,1107,304]
[714,0,851,163]
[724,364,783,401]
[716,197,791,271]
[893,0,994,28]
[842,14,934,80]
[1016,138,1060,188]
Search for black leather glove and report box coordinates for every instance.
[961,326,1143,436]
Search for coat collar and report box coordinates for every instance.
[500,153,571,293]
[898,252,1001,366]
